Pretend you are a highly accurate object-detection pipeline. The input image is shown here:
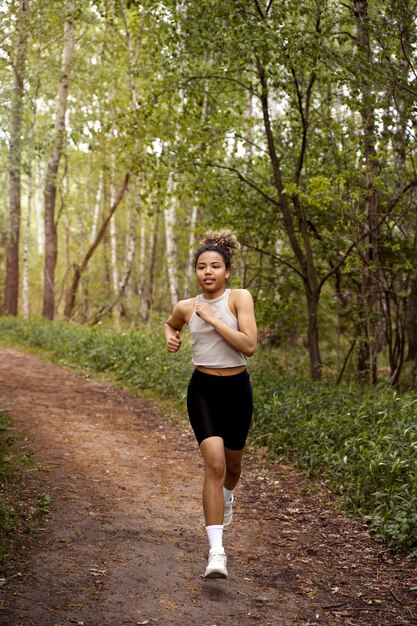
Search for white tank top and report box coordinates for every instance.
[188,289,246,368]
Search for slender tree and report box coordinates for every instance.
[42,0,75,319]
[3,0,28,315]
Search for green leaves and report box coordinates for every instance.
[250,366,417,553]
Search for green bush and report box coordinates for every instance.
[0,315,416,554]
[249,367,417,553]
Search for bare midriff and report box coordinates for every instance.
[196,365,246,376]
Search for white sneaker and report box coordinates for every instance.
[204,547,228,579]
[223,494,234,528]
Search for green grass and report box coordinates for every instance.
[0,315,416,555]
[0,410,49,574]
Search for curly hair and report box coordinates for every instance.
[194,229,241,271]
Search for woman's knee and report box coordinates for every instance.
[205,457,226,481]
[226,459,242,480]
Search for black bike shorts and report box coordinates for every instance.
[186,369,253,450]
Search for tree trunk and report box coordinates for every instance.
[22,162,33,319]
[185,203,198,298]
[353,0,381,384]
[146,206,160,320]
[42,0,75,319]
[391,0,415,384]
[185,84,207,298]
[109,164,119,296]
[34,161,44,255]
[64,173,131,319]
[137,209,147,319]
[257,61,322,380]
[164,172,180,308]
[90,174,103,245]
[406,277,417,365]
[3,0,28,316]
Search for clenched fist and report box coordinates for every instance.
[167,330,182,353]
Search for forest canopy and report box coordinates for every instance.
[1,0,417,386]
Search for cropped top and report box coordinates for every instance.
[188,288,246,368]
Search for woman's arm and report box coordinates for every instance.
[164,300,191,353]
[195,289,257,357]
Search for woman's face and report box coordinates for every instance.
[195,251,229,294]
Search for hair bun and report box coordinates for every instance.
[199,229,240,258]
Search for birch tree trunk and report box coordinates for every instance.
[163,1,188,308]
[185,203,198,298]
[22,165,33,319]
[90,174,103,245]
[22,59,41,319]
[137,209,147,319]
[164,171,180,307]
[147,206,160,320]
[42,0,75,319]
[3,0,28,315]
[109,168,119,296]
[34,161,44,255]
[184,84,208,297]
[119,0,146,315]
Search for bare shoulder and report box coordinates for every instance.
[228,288,255,318]
[178,297,196,319]
[169,297,196,325]
[229,288,254,307]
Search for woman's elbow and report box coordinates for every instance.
[243,340,257,357]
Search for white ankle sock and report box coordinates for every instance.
[223,487,234,503]
[206,525,223,550]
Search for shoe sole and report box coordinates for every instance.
[204,569,228,579]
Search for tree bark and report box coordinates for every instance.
[42,0,75,319]
[353,0,381,384]
[3,0,28,315]
[109,164,119,296]
[146,206,160,321]
[164,173,180,308]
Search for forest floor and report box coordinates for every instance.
[0,345,416,626]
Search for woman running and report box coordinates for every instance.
[164,229,257,579]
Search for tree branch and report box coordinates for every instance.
[204,160,281,207]
[181,73,260,98]
[253,0,265,19]
[244,243,306,281]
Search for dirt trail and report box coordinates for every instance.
[0,346,416,626]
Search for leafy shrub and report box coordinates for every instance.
[249,366,417,553]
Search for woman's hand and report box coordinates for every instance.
[195,301,215,324]
[167,330,182,353]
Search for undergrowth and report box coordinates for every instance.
[0,410,46,574]
[0,315,416,556]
